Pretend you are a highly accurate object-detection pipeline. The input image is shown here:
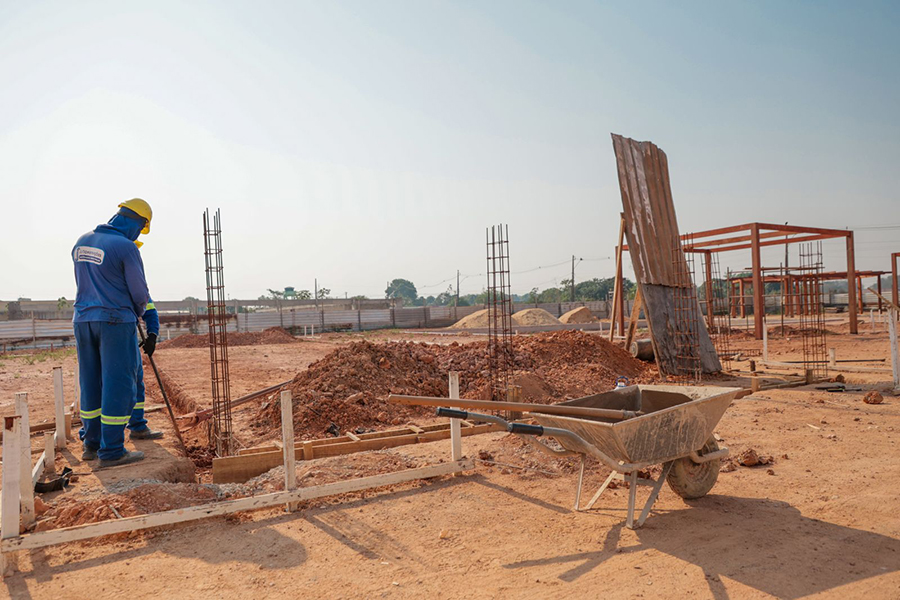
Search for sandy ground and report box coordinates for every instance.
[0,320,898,599]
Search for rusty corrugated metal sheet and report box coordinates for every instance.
[610,134,722,375]
[611,134,683,287]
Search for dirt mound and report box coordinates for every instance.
[449,309,490,329]
[559,306,595,324]
[253,330,651,439]
[35,483,223,534]
[162,327,297,349]
[513,308,560,327]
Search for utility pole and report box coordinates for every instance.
[456,270,460,307]
[314,278,318,309]
[571,255,576,302]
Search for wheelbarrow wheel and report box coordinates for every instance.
[666,438,720,499]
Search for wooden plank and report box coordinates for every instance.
[759,360,892,374]
[344,431,361,442]
[212,423,500,484]
[14,394,34,528]
[407,425,424,434]
[2,415,22,575]
[889,312,900,389]
[624,287,643,350]
[609,216,625,341]
[449,372,462,462]
[2,459,476,553]
[52,368,65,450]
[280,391,298,512]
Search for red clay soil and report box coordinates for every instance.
[252,330,653,440]
[35,483,224,534]
[161,327,298,349]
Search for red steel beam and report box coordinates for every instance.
[754,222,851,238]
[684,230,789,250]
[692,233,840,254]
[847,231,858,334]
[751,224,764,339]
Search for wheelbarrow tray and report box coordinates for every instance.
[532,384,739,469]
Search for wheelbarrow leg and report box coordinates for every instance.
[625,471,639,529]
[574,455,585,511]
[634,462,673,529]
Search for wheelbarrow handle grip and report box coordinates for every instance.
[436,408,469,420]
[507,423,544,436]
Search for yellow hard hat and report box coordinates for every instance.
[118,198,153,234]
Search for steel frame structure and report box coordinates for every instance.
[623,222,858,339]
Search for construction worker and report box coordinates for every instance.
[128,296,164,439]
[72,198,153,467]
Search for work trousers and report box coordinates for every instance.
[75,321,139,460]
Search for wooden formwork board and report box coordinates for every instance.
[212,422,501,483]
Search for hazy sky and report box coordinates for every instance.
[1,1,898,301]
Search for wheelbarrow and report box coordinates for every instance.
[434,384,739,529]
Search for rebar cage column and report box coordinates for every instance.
[486,224,514,405]
[203,208,234,457]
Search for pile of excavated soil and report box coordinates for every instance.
[512,308,560,327]
[162,327,298,349]
[559,306,595,324]
[252,330,652,439]
[35,483,225,534]
[449,309,490,329]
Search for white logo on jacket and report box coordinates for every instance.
[75,246,105,265]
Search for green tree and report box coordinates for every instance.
[316,287,331,300]
[56,297,68,310]
[385,278,418,303]
[295,289,312,300]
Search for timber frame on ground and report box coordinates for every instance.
[619,222,859,339]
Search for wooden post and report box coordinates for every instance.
[805,369,814,385]
[889,311,900,391]
[828,348,836,368]
[751,224,764,340]
[1,415,22,576]
[846,232,858,334]
[449,372,461,462]
[609,214,625,341]
[52,367,65,449]
[280,390,298,512]
[762,321,768,362]
[892,253,899,308]
[751,375,760,393]
[624,287,643,350]
[43,432,55,475]
[14,394,34,529]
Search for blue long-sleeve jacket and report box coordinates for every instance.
[72,213,150,324]
[143,297,160,336]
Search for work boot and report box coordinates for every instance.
[81,444,98,461]
[98,450,145,468]
[130,427,164,440]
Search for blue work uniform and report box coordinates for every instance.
[73,211,150,461]
[128,298,159,432]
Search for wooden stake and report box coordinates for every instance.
[43,432,55,475]
[14,394,34,529]
[280,390,298,512]
[762,321,768,362]
[624,286,643,350]
[52,367,65,450]
[828,348,836,368]
[609,214,625,341]
[448,372,462,462]
[889,311,900,391]
[73,367,80,420]
[1,416,22,576]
